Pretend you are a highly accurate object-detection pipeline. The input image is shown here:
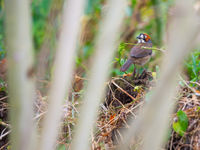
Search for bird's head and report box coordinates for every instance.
[136,33,151,43]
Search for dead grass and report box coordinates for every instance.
[0,73,199,150]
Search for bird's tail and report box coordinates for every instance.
[120,59,132,72]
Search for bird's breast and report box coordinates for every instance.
[131,55,151,66]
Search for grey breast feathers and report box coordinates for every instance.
[130,42,152,58]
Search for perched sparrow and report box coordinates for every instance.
[120,33,152,74]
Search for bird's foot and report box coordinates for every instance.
[132,69,148,80]
[140,69,147,79]
[132,67,137,79]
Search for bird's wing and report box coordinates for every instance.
[130,43,152,58]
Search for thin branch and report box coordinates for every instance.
[0,121,11,128]
[0,96,8,101]
[111,80,136,101]
[123,43,166,53]
[0,130,11,140]
[179,76,200,96]
[142,46,166,53]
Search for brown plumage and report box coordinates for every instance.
[120,33,152,72]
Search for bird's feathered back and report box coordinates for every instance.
[130,42,152,58]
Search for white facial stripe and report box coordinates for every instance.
[138,39,145,43]
[140,34,144,39]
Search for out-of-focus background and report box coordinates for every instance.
[0,0,199,84]
[0,0,200,150]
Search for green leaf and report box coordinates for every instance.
[118,42,126,57]
[57,144,66,150]
[131,0,137,8]
[173,110,188,136]
[115,57,119,61]
[111,68,124,76]
[197,106,200,112]
[173,122,185,136]
[185,50,200,81]
[85,0,102,15]
[75,57,82,66]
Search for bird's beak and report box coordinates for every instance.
[136,36,140,39]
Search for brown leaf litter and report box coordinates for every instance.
[0,72,199,150]
[93,73,200,150]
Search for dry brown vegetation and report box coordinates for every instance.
[0,0,200,150]
[1,72,199,149]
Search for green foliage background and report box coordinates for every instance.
[0,0,199,82]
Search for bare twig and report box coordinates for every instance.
[0,96,8,101]
[0,130,11,140]
[179,76,200,96]
[124,43,166,53]
[0,121,11,128]
[111,80,136,101]
[142,46,166,53]
[0,142,9,150]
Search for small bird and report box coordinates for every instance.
[120,33,152,76]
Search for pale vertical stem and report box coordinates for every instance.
[71,1,127,150]
[118,0,200,150]
[5,1,35,150]
[38,0,86,150]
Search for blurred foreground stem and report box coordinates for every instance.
[5,0,35,150]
